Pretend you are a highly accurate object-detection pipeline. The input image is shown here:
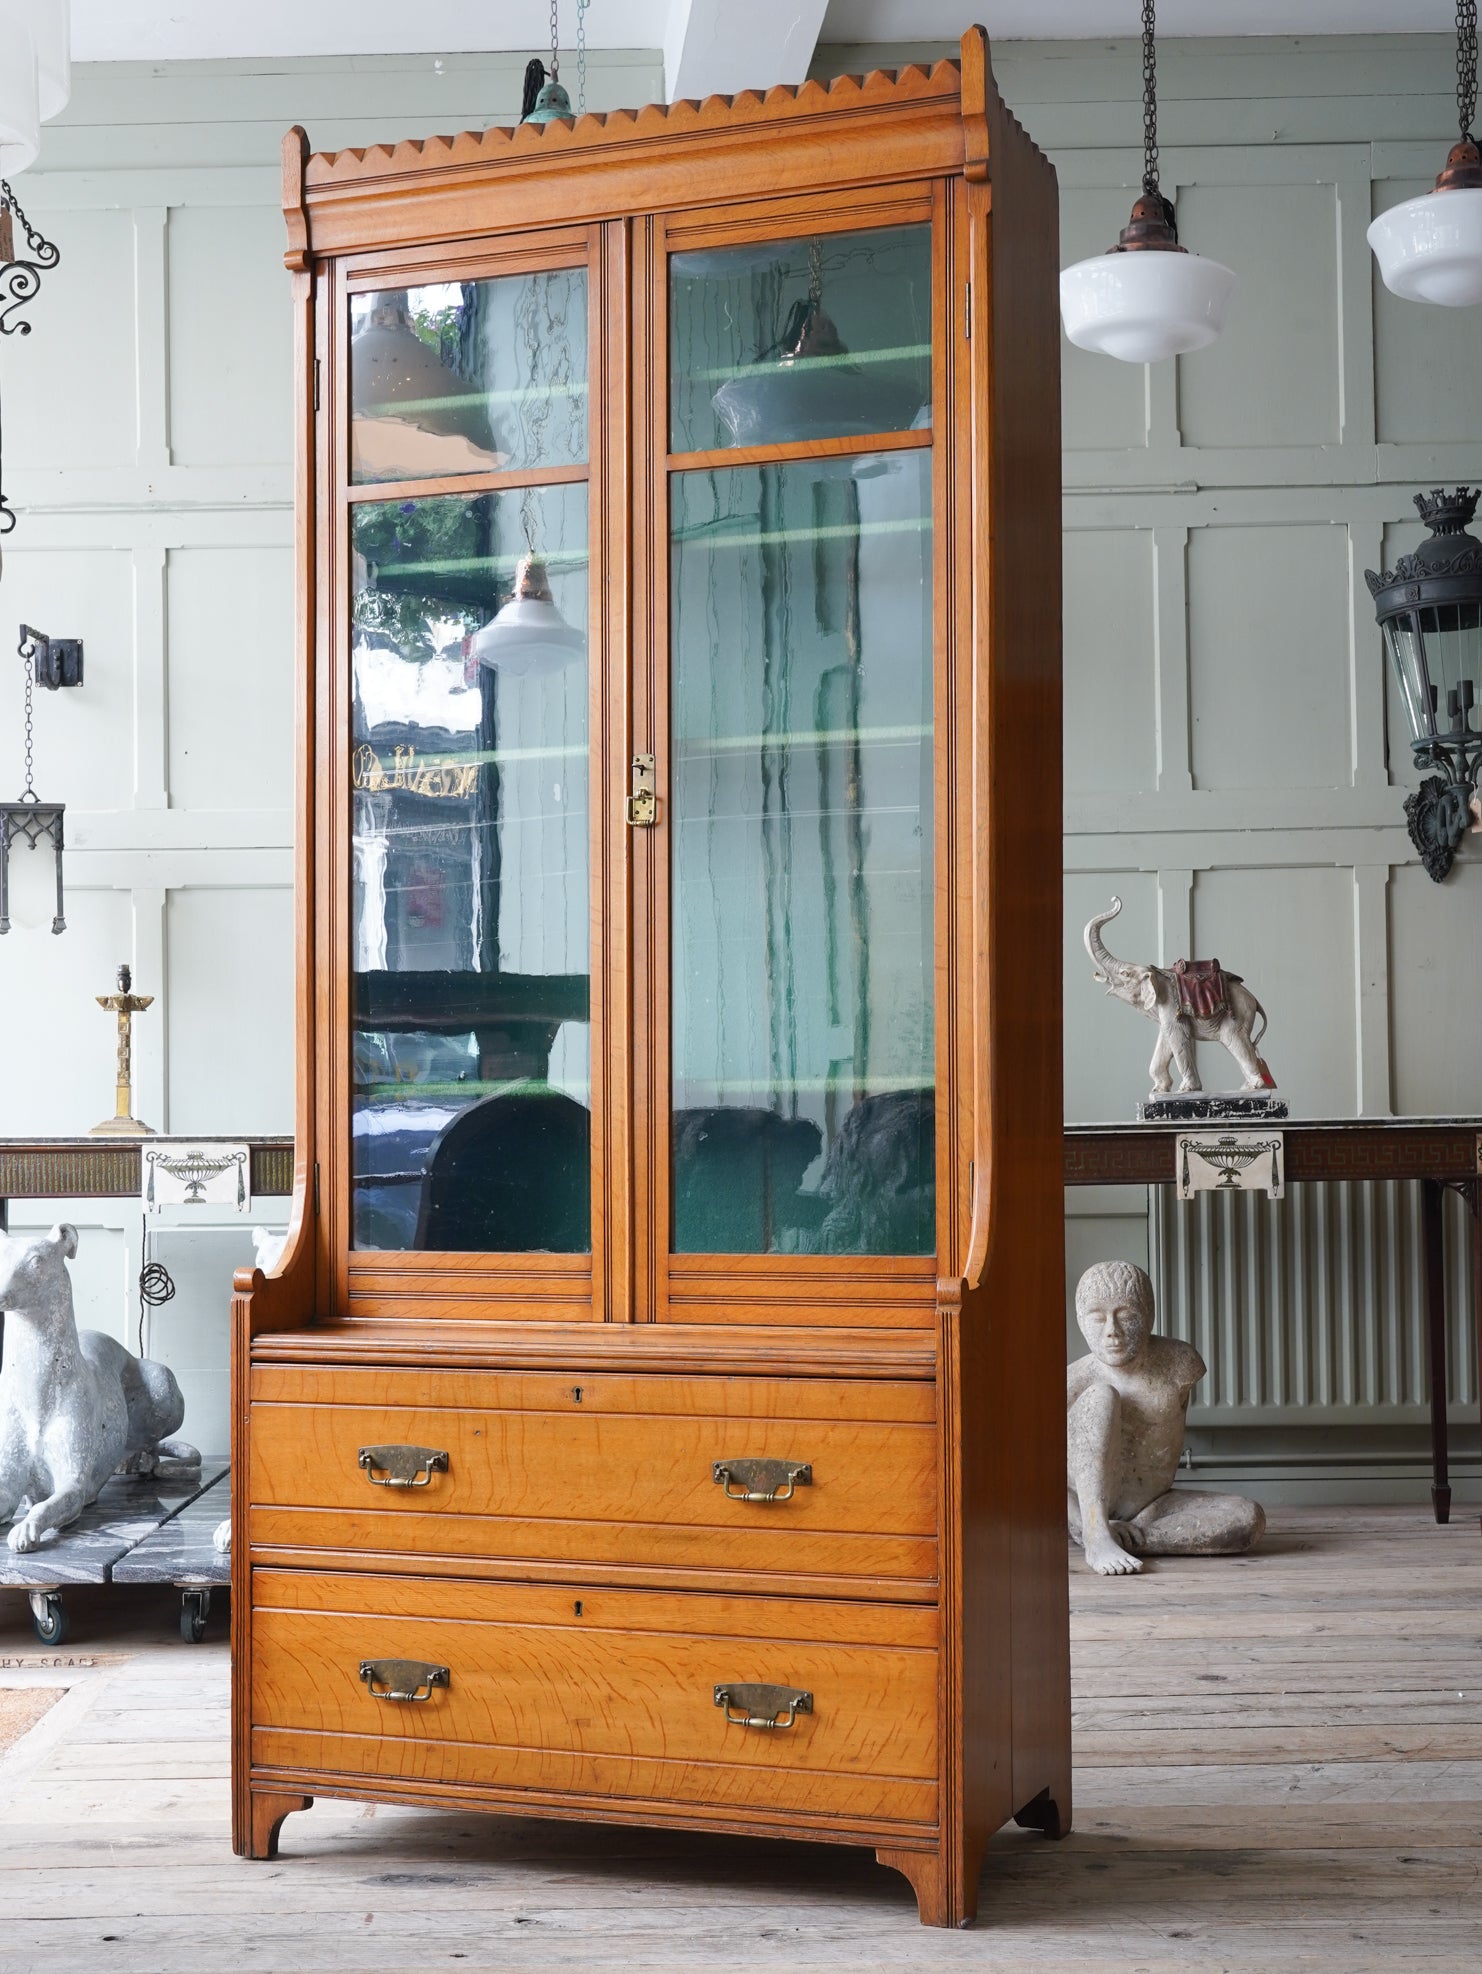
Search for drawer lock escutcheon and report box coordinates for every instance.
[714,1682,813,1730]
[359,1659,450,1704]
[712,1457,812,1502]
[357,1444,450,1489]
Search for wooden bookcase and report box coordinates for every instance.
[231,28,1069,1927]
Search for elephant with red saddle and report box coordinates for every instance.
[1084,897,1276,1097]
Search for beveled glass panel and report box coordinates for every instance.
[350,271,588,484]
[669,225,932,454]
[349,485,590,1251]
[670,450,934,1255]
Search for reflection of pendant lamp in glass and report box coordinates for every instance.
[1058,1,1235,364]
[711,238,919,446]
[351,293,505,480]
[471,556,584,678]
[0,9,40,176]
[1369,3,1482,308]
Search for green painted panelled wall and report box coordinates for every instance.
[0,37,1475,1495]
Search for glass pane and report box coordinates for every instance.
[350,484,590,1251]
[669,225,932,454]
[351,270,588,484]
[670,450,934,1255]
[1417,600,1482,731]
[1385,616,1435,744]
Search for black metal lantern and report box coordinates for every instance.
[1366,488,1482,882]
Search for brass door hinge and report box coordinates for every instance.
[626,753,657,826]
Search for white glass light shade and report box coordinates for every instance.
[1059,249,1237,364]
[32,0,70,122]
[1368,188,1482,308]
[0,10,40,175]
[471,556,584,678]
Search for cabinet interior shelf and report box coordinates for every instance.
[672,515,929,550]
[693,344,931,381]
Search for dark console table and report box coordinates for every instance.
[1066,1119,1482,1529]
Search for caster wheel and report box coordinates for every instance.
[31,1593,68,1647]
[181,1589,211,1643]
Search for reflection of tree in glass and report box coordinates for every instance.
[353,496,497,662]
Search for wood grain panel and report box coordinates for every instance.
[251,1574,938,1818]
[250,1321,938,1379]
[249,1398,936,1579]
[251,1364,935,1419]
[252,1728,937,1826]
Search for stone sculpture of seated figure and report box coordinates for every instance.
[1068,1258,1265,1576]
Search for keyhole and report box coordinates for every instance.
[574,1600,583,1616]
[571,1386,583,1404]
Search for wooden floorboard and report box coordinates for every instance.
[1,1511,1479,1969]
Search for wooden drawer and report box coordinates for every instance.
[251,1570,938,1826]
[249,1366,936,1593]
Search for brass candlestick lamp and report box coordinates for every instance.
[91,963,155,1137]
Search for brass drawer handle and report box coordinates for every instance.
[714,1682,813,1730]
[357,1444,449,1489]
[359,1658,450,1703]
[712,1457,812,1502]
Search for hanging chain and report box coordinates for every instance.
[576,0,588,113]
[18,629,36,801]
[1140,0,1160,197]
[808,236,824,305]
[549,0,560,80]
[1459,0,1478,137]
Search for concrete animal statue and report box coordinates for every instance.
[1067,1259,1265,1576]
[1084,896,1275,1096]
[0,1224,197,1553]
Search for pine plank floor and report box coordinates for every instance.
[0,1506,1479,1970]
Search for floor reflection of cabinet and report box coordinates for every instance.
[234,28,1070,1926]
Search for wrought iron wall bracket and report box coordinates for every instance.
[0,799,65,934]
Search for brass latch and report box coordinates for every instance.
[359,1658,450,1703]
[712,1458,812,1502]
[357,1444,450,1489]
[714,1682,813,1730]
[626,754,657,827]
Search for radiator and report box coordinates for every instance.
[1149,1180,1479,1423]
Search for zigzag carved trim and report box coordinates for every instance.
[304,62,963,186]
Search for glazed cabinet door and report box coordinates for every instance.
[331,228,619,1320]
[636,189,953,1327]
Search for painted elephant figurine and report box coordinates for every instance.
[1084,897,1276,1096]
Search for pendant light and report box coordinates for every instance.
[522,0,588,125]
[0,8,39,177]
[1369,2,1482,308]
[1058,0,1236,364]
[470,554,584,678]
